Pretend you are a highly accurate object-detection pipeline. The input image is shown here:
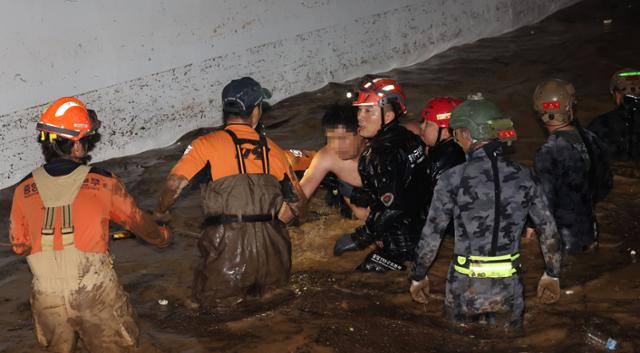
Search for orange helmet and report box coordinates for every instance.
[421,97,463,128]
[36,97,100,141]
[352,77,407,114]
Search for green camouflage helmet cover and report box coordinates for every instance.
[450,94,517,143]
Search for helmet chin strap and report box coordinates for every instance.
[436,127,443,144]
[379,105,387,130]
[544,109,573,130]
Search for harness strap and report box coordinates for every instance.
[484,143,502,256]
[41,207,56,251]
[223,128,270,175]
[60,204,75,246]
[32,165,90,251]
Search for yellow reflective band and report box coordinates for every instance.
[453,253,520,278]
[454,264,516,278]
[468,253,520,262]
[49,133,57,142]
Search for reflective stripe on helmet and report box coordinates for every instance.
[36,123,80,137]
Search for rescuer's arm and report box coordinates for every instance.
[533,146,557,213]
[278,165,307,223]
[154,140,207,221]
[111,177,170,247]
[9,191,31,256]
[528,178,562,278]
[280,149,330,223]
[410,172,455,281]
[154,174,189,220]
[360,149,410,242]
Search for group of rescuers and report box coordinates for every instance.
[8,67,639,352]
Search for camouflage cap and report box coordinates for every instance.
[533,78,575,125]
[610,68,640,95]
[450,94,517,143]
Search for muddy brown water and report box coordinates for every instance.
[1,0,640,352]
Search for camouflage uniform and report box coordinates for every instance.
[412,141,562,325]
[588,105,640,161]
[534,128,610,253]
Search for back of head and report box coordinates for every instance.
[609,68,640,96]
[532,78,576,125]
[37,97,101,162]
[450,93,517,143]
[222,77,272,122]
[321,104,358,133]
[421,97,463,128]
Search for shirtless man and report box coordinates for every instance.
[281,104,369,222]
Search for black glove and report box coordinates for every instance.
[410,262,428,282]
[349,187,372,208]
[333,234,359,256]
[336,179,354,198]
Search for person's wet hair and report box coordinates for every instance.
[222,102,263,124]
[39,133,101,163]
[321,104,358,133]
[387,101,405,120]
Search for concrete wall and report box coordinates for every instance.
[0,0,577,188]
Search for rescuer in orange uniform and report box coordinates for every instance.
[9,97,170,353]
[154,77,306,309]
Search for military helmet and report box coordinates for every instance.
[533,78,576,125]
[610,68,640,96]
[450,93,517,143]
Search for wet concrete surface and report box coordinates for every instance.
[1,0,640,352]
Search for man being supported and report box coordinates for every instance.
[281,104,369,222]
[154,77,306,309]
[10,97,170,353]
[410,95,562,327]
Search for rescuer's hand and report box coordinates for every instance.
[157,226,171,248]
[153,210,172,225]
[537,273,560,304]
[523,227,537,239]
[409,276,430,304]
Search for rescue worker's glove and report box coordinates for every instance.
[537,273,560,304]
[153,210,172,225]
[349,187,373,208]
[333,234,358,256]
[333,226,373,256]
[157,226,171,248]
[409,275,430,304]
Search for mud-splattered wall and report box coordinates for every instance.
[0,0,577,188]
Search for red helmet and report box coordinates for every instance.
[37,97,100,141]
[421,97,463,128]
[352,77,407,114]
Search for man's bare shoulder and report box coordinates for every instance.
[314,146,339,164]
